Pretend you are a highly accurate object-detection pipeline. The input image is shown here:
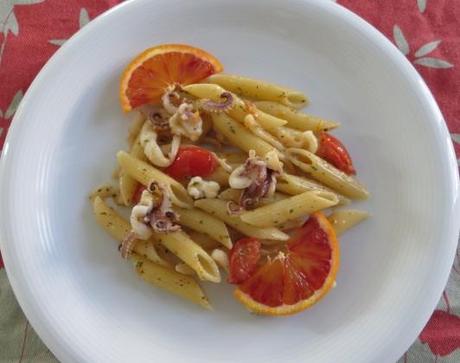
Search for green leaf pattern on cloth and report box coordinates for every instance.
[0,270,58,363]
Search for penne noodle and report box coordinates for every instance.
[286,148,369,200]
[254,101,339,131]
[327,209,369,236]
[218,188,241,203]
[255,110,290,130]
[119,139,147,206]
[154,243,181,266]
[173,206,232,248]
[199,112,213,141]
[276,217,308,231]
[240,190,339,228]
[217,151,247,165]
[260,192,289,206]
[92,196,170,267]
[243,115,285,151]
[206,74,308,109]
[194,198,289,241]
[116,151,193,208]
[184,83,287,130]
[152,230,221,283]
[208,166,229,187]
[218,188,287,206]
[132,255,211,309]
[277,173,350,205]
[186,230,222,251]
[127,111,146,147]
[175,263,195,276]
[134,240,170,266]
[211,249,229,273]
[112,165,121,180]
[269,125,318,152]
[89,183,121,204]
[211,113,280,158]
[119,170,137,207]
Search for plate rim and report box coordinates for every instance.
[0,0,459,362]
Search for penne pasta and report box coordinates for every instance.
[132,255,211,309]
[92,196,170,267]
[327,209,369,236]
[208,166,229,187]
[211,113,280,158]
[186,230,221,251]
[173,206,232,248]
[119,139,147,206]
[239,190,339,228]
[116,151,193,208]
[152,230,221,283]
[260,192,289,206]
[175,263,195,276]
[118,172,134,206]
[194,198,289,241]
[206,74,308,109]
[276,217,308,231]
[254,110,290,131]
[183,83,287,130]
[218,188,287,206]
[218,188,241,203]
[269,125,318,152]
[89,184,121,204]
[243,115,285,151]
[286,148,369,200]
[199,112,213,141]
[277,173,350,205]
[211,249,229,273]
[92,46,373,314]
[254,101,339,131]
[154,243,181,266]
[127,111,146,147]
[217,151,247,165]
[112,165,121,180]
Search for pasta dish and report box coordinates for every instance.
[90,44,369,316]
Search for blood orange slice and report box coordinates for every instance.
[234,212,339,316]
[120,44,223,112]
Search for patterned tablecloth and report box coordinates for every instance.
[0,1,459,362]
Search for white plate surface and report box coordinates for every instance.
[1,0,459,362]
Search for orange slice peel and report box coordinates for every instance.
[120,44,223,112]
[234,212,339,316]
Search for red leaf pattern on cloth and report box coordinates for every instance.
[0,0,120,151]
[339,0,460,160]
[420,310,460,356]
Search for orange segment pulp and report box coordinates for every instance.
[120,44,224,112]
[234,212,339,316]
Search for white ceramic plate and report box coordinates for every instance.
[1,0,459,362]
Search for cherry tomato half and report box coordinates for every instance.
[316,132,356,175]
[165,146,218,180]
[228,237,261,284]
